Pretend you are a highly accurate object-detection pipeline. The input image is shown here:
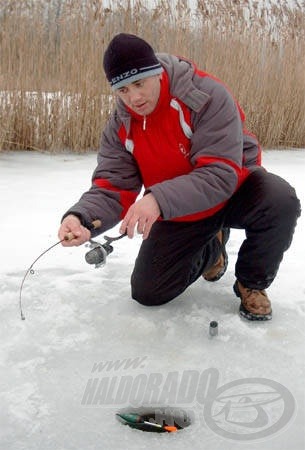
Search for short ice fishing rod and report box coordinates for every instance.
[19,220,126,320]
[116,413,178,433]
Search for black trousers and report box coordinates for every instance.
[131,168,301,306]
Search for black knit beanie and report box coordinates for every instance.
[103,33,163,90]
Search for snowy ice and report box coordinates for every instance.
[0,149,304,449]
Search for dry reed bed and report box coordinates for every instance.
[0,0,304,152]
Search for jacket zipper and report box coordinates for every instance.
[143,115,146,131]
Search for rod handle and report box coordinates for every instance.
[64,219,102,241]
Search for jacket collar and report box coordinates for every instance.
[157,53,210,113]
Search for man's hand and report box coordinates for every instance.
[119,193,161,239]
[58,214,91,246]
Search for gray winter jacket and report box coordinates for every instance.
[63,54,261,236]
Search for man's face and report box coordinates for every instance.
[115,75,162,116]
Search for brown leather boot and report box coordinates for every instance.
[203,229,229,282]
[233,280,272,321]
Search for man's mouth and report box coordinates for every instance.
[133,102,147,110]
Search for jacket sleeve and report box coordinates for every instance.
[149,79,247,220]
[62,113,142,236]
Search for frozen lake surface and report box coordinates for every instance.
[0,149,304,449]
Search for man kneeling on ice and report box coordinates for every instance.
[58,33,301,321]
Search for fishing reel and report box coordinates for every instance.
[85,233,126,268]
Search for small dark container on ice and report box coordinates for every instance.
[209,321,218,337]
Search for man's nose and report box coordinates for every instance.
[129,88,142,103]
